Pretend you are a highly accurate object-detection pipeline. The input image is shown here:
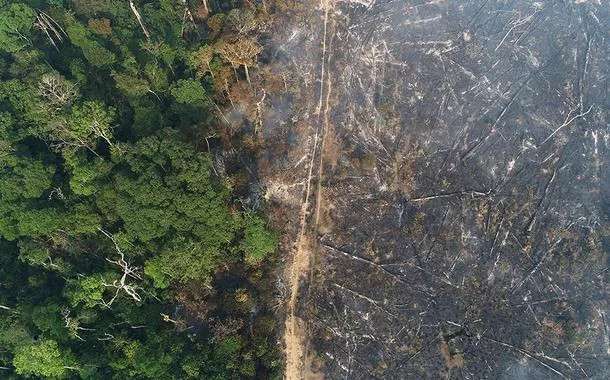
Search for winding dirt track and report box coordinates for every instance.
[283,1,334,379]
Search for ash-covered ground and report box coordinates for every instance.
[265,0,610,378]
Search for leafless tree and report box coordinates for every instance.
[34,10,67,50]
[128,0,151,41]
[98,228,143,308]
[38,73,78,109]
[61,307,95,342]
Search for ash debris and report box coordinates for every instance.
[265,0,610,378]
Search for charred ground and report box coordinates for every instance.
[264,0,610,379]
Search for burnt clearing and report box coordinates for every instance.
[264,0,610,379]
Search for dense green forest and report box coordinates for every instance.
[0,0,281,378]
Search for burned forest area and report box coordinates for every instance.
[264,0,610,379]
[1,0,609,379]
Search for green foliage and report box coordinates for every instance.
[139,40,180,67]
[66,274,112,308]
[0,112,16,156]
[0,153,58,240]
[63,150,111,196]
[142,0,186,45]
[241,211,278,264]
[0,320,32,349]
[18,238,51,267]
[108,134,235,245]
[145,238,219,287]
[13,340,74,378]
[170,79,212,124]
[171,78,210,107]
[0,0,280,378]
[66,101,115,146]
[0,3,36,53]
[69,0,113,17]
[112,70,150,98]
[0,156,54,201]
[31,304,71,342]
[131,102,163,137]
[66,18,116,67]
[129,334,175,378]
[181,355,201,377]
[0,79,49,136]
[144,63,169,92]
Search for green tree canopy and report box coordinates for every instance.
[0,3,35,53]
[13,340,75,378]
[0,0,280,378]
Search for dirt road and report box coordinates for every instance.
[282,1,334,379]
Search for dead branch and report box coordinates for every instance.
[331,282,397,318]
[129,0,151,41]
[34,10,68,50]
[462,78,531,161]
[538,106,593,147]
[97,333,115,341]
[525,157,562,233]
[488,217,504,257]
[255,89,267,134]
[385,260,458,289]
[599,308,610,355]
[217,37,262,87]
[409,190,489,202]
[488,230,509,282]
[180,0,195,23]
[460,131,490,162]
[323,241,415,288]
[98,228,142,308]
[38,74,78,108]
[495,9,539,52]
[424,208,449,260]
[482,337,568,379]
[61,307,95,342]
[514,238,561,291]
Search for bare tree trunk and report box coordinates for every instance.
[180,0,195,23]
[129,0,151,41]
[255,90,266,134]
[202,0,209,14]
[244,65,251,88]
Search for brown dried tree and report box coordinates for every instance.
[217,37,263,87]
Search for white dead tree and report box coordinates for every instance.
[61,307,95,342]
[38,73,78,109]
[98,228,142,308]
[34,10,68,51]
[0,305,17,312]
[180,0,195,22]
[255,89,266,134]
[128,0,151,41]
[87,116,115,149]
[49,113,116,156]
[179,0,195,37]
